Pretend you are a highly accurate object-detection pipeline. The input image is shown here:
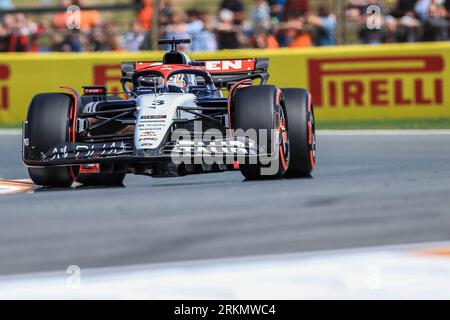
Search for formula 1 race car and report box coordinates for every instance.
[22,39,316,187]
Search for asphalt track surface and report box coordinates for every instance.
[0,131,449,276]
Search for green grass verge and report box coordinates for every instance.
[0,123,22,129]
[317,119,450,130]
[2,119,450,130]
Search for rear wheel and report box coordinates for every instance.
[234,85,289,180]
[26,93,78,187]
[282,88,316,177]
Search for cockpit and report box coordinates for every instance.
[136,73,197,94]
[130,68,220,97]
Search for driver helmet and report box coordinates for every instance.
[167,74,188,92]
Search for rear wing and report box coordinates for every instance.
[200,58,270,88]
[121,58,270,89]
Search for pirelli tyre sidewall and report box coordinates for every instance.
[27,93,78,187]
[234,85,289,180]
[282,88,316,177]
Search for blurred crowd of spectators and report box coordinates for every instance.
[0,0,122,52]
[162,0,337,51]
[0,0,450,53]
[348,0,450,44]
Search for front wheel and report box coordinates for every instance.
[234,85,290,180]
[26,93,78,187]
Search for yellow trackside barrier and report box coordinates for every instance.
[1,42,450,124]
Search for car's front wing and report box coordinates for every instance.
[23,139,262,167]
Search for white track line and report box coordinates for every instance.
[0,129,21,136]
[318,130,450,136]
[0,182,33,195]
[1,241,450,300]
[0,185,23,195]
